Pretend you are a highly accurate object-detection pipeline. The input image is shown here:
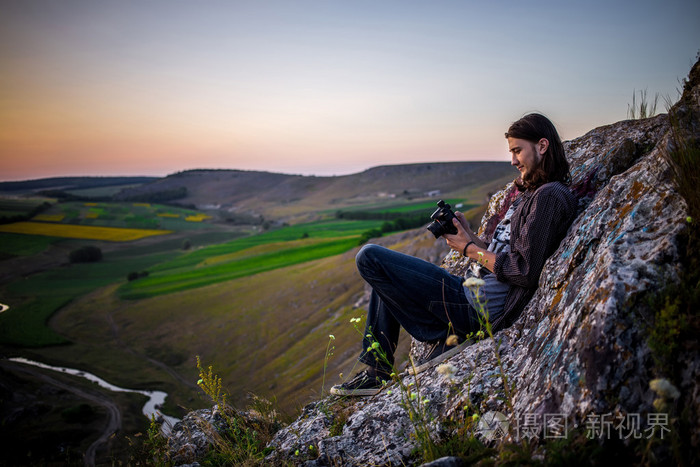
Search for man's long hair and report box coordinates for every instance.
[505,113,571,191]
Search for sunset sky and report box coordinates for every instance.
[1,0,698,182]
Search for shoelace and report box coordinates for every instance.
[344,370,370,386]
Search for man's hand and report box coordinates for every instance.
[444,215,496,272]
[452,212,486,249]
[444,217,470,254]
[454,211,474,237]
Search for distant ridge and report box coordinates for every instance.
[0,176,159,193]
[114,161,517,221]
[0,162,517,222]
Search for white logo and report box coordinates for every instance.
[478,411,509,441]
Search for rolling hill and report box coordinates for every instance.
[114,162,517,222]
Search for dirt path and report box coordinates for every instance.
[0,359,121,467]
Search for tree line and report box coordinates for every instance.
[337,210,429,245]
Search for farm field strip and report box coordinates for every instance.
[119,235,360,299]
[0,221,172,241]
[148,219,383,273]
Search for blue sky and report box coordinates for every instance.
[1,0,698,180]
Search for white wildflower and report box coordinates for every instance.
[463,277,486,289]
[650,378,680,400]
[437,363,457,378]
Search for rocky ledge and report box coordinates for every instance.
[167,59,700,466]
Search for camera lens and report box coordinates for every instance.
[427,220,444,239]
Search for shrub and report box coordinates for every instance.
[358,228,383,245]
[127,271,149,281]
[68,245,102,263]
[61,404,97,423]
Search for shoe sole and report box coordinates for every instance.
[410,339,473,374]
[330,386,382,397]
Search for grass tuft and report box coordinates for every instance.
[627,88,660,120]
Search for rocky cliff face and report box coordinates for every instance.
[167,60,699,466]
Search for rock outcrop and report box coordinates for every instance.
[168,60,700,465]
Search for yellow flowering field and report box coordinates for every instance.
[185,213,212,222]
[0,221,172,241]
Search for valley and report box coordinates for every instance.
[0,162,516,464]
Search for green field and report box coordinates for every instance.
[118,219,384,299]
[0,248,176,346]
[0,232,59,256]
[144,219,383,273]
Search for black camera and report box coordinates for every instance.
[427,200,458,238]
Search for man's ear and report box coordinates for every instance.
[537,138,549,155]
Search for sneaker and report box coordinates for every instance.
[410,338,472,374]
[330,369,389,396]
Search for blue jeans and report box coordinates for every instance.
[355,244,479,370]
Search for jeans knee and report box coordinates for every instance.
[356,243,382,274]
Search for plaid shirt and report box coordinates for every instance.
[491,181,577,330]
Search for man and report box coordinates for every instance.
[331,113,578,396]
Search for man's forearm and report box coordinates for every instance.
[468,232,488,249]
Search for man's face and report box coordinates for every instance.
[508,137,547,180]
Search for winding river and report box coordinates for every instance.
[8,357,180,434]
